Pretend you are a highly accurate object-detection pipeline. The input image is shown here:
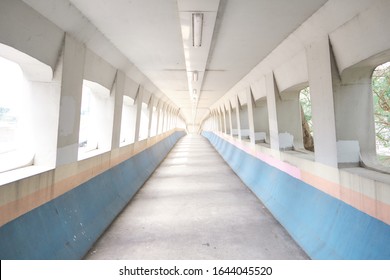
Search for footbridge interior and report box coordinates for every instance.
[0,0,390,260]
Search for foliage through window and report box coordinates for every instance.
[299,86,314,151]
[372,62,390,158]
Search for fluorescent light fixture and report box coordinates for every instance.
[192,71,198,82]
[192,13,203,47]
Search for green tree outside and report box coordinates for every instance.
[372,62,390,158]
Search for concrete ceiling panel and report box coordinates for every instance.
[23,0,329,124]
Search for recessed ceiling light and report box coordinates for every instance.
[192,71,198,82]
[192,13,203,47]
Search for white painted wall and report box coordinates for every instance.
[0,0,181,175]
[253,98,269,142]
[111,71,125,149]
[306,37,338,167]
[0,0,63,71]
[207,0,390,171]
[276,92,303,149]
[239,105,249,130]
[57,34,85,166]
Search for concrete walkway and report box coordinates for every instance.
[85,135,308,259]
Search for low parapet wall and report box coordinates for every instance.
[203,131,390,259]
[0,131,185,259]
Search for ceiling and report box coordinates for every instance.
[26,0,329,127]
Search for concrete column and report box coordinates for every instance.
[222,107,227,134]
[227,104,233,136]
[56,34,85,166]
[210,112,215,131]
[212,112,216,131]
[218,109,223,132]
[210,112,214,131]
[133,86,143,142]
[247,88,256,145]
[165,106,170,132]
[165,107,170,131]
[147,97,154,138]
[214,110,220,132]
[235,96,242,140]
[221,107,226,133]
[265,72,280,150]
[306,37,338,167]
[110,71,125,149]
[161,104,166,133]
[155,102,162,135]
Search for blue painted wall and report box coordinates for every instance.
[0,131,185,259]
[203,132,390,259]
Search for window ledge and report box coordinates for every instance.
[343,167,390,185]
[78,148,109,161]
[0,165,53,186]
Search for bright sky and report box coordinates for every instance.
[0,56,23,111]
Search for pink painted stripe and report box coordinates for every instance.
[222,134,301,179]
[218,133,390,226]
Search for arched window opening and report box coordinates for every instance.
[299,86,314,152]
[78,80,111,159]
[0,43,57,174]
[0,56,33,173]
[0,57,23,154]
[372,62,390,162]
[120,95,136,146]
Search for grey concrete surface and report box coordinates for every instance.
[85,135,309,259]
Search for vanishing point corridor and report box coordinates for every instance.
[85,135,308,259]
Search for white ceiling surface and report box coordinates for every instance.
[25,0,328,125]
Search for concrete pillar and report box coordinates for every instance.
[210,111,215,131]
[155,102,162,135]
[111,71,125,149]
[161,104,166,133]
[133,86,143,142]
[227,104,233,136]
[56,34,85,166]
[147,97,154,138]
[265,72,280,150]
[210,113,213,131]
[210,112,214,131]
[165,107,170,131]
[306,37,338,167]
[235,96,242,140]
[222,107,227,134]
[165,106,170,132]
[247,88,256,145]
[212,112,216,131]
[170,109,174,130]
[218,109,223,132]
[214,109,220,132]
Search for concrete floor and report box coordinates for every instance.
[85,135,308,259]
